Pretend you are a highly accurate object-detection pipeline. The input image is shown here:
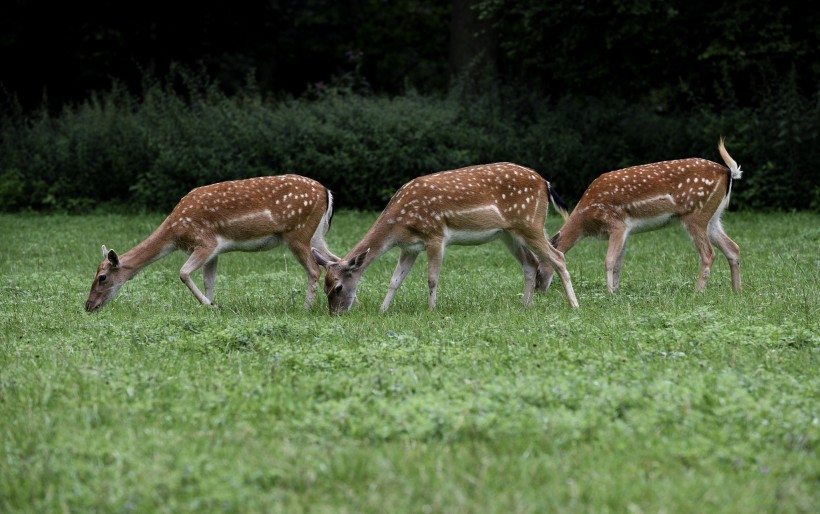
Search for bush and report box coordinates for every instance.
[0,68,817,213]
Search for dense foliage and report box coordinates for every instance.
[1,68,818,213]
[2,2,818,212]
[476,0,820,109]
[2,1,818,112]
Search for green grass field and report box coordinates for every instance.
[1,210,818,513]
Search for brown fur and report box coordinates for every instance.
[86,175,337,312]
[312,162,579,314]
[543,139,742,293]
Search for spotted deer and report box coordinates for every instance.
[85,175,338,312]
[543,138,742,293]
[311,162,579,314]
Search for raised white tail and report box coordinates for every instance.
[85,174,338,312]
[719,137,742,179]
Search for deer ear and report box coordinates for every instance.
[107,249,120,268]
[350,248,369,270]
[101,245,108,258]
[311,247,333,268]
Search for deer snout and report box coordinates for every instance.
[327,294,356,315]
[327,299,347,316]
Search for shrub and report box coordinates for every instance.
[0,67,817,212]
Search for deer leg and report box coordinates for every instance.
[203,256,218,303]
[541,221,584,292]
[539,263,555,292]
[605,227,628,293]
[180,247,218,305]
[501,233,538,306]
[684,220,716,291]
[299,261,322,310]
[709,220,741,292]
[381,249,419,312]
[520,234,579,308]
[611,240,628,292]
[534,254,552,293]
[425,241,445,310]
[287,240,323,309]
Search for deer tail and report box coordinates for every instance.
[718,137,742,180]
[547,182,570,221]
[311,187,339,262]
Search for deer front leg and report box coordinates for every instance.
[203,256,218,303]
[536,262,553,292]
[611,242,628,292]
[180,247,217,305]
[541,222,584,293]
[381,249,419,312]
[605,227,629,293]
[521,233,579,308]
[425,241,445,310]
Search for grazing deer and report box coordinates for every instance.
[85,175,338,312]
[311,162,579,314]
[542,138,743,293]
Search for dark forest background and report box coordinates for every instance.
[1,0,818,212]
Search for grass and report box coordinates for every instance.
[0,210,818,513]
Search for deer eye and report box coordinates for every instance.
[98,275,107,284]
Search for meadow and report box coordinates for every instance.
[0,210,817,513]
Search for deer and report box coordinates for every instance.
[541,138,743,294]
[310,162,580,314]
[85,174,338,312]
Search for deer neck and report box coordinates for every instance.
[118,226,176,277]
[347,218,400,270]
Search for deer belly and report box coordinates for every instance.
[216,235,282,252]
[625,213,675,234]
[443,227,501,245]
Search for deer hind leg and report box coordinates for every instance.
[180,246,218,305]
[285,240,323,309]
[605,226,629,293]
[203,256,218,303]
[541,220,585,292]
[708,219,741,292]
[519,233,579,308]
[381,249,419,312]
[683,219,716,291]
[500,233,538,306]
